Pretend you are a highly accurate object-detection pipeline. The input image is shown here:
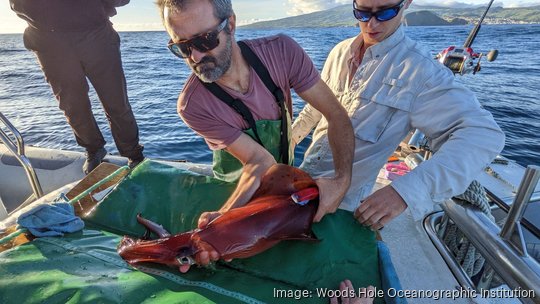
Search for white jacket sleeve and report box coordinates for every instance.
[391,66,505,219]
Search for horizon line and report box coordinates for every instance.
[2,22,540,35]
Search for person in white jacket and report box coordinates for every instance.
[292,0,505,230]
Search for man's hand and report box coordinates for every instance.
[198,211,222,229]
[313,176,350,222]
[329,280,375,304]
[354,186,407,230]
[178,239,220,273]
[177,212,222,273]
[178,250,220,273]
[178,212,226,273]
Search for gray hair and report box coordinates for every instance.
[156,0,233,25]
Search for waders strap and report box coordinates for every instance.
[237,41,289,165]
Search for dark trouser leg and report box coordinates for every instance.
[30,32,106,153]
[80,24,143,160]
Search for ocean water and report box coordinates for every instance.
[0,25,538,166]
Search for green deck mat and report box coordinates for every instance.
[0,160,382,304]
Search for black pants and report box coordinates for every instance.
[23,23,143,160]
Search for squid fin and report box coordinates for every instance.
[136,213,171,238]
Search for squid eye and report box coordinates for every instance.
[176,256,195,265]
[176,246,196,265]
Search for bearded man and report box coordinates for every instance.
[157,0,355,271]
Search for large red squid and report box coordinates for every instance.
[117,164,320,272]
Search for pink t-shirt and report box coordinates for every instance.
[178,34,320,150]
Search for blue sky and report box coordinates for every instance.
[0,0,536,33]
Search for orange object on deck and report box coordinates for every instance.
[387,156,399,162]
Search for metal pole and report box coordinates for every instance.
[442,201,540,303]
[0,112,43,200]
[500,165,540,256]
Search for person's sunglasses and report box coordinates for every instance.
[353,0,406,22]
[168,18,228,58]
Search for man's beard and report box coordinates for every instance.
[191,34,232,83]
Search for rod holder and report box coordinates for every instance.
[500,165,540,256]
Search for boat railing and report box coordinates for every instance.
[425,166,540,304]
[0,112,43,202]
[500,166,540,256]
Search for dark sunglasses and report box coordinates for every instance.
[168,18,228,58]
[353,0,406,22]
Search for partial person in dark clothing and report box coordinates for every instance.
[10,0,144,174]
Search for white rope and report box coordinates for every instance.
[443,180,494,277]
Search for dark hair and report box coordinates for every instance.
[156,0,233,31]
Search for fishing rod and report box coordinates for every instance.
[436,0,499,75]
[409,1,500,157]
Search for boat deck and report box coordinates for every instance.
[1,144,539,303]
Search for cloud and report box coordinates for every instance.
[286,0,350,16]
[504,0,540,7]
[412,0,537,9]
[237,18,275,26]
[113,23,165,32]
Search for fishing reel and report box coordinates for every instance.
[437,46,498,76]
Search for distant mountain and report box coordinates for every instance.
[413,5,540,24]
[242,5,354,28]
[241,4,540,28]
[404,11,467,26]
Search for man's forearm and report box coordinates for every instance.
[297,79,354,182]
[219,156,276,212]
[326,108,354,182]
[217,134,278,212]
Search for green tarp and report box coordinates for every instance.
[0,160,382,303]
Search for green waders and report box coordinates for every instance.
[212,118,293,182]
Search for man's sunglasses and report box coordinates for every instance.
[168,18,228,58]
[353,0,406,22]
